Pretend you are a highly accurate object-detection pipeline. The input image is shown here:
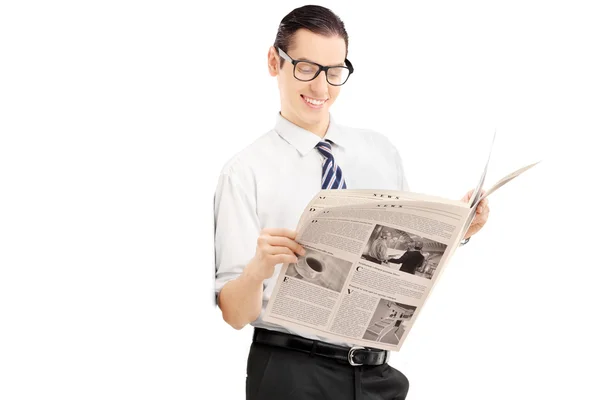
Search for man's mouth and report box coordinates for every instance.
[301,95,328,108]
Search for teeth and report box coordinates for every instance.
[304,96,325,105]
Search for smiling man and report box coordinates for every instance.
[271,27,351,137]
[213,5,489,400]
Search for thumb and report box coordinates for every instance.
[461,190,472,202]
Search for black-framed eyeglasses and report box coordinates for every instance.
[276,47,354,86]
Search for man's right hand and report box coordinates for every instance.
[219,228,306,329]
[246,228,306,282]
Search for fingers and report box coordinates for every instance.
[259,235,305,255]
[270,253,300,265]
[251,229,303,279]
[267,247,299,263]
[482,203,490,219]
[463,188,491,203]
[261,228,297,239]
[257,231,306,263]
[476,198,490,214]
[473,206,490,226]
[266,245,298,258]
[461,188,475,202]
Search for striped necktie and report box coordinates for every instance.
[316,140,347,189]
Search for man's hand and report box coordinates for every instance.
[246,228,306,282]
[460,189,490,240]
[219,228,306,330]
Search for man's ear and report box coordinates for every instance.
[267,46,279,77]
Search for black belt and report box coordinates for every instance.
[252,328,388,367]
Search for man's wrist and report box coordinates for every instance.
[243,258,267,285]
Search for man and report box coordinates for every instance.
[388,242,426,275]
[214,5,490,400]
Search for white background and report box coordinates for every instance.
[1,0,598,399]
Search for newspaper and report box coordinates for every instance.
[263,142,539,351]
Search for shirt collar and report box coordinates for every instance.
[323,115,346,148]
[274,112,346,156]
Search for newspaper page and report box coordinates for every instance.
[263,197,470,351]
[263,160,540,351]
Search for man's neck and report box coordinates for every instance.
[280,110,329,138]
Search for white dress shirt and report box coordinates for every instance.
[214,112,409,346]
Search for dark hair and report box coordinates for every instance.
[274,5,349,68]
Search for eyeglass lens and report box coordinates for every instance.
[294,62,350,85]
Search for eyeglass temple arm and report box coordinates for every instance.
[345,59,354,73]
[276,47,293,63]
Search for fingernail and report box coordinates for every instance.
[300,248,306,256]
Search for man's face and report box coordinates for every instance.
[268,29,346,131]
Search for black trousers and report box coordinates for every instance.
[246,341,410,400]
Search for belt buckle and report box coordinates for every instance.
[348,346,365,366]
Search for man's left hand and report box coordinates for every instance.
[461,189,490,240]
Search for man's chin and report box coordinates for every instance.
[300,109,328,123]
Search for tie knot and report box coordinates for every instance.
[316,140,333,159]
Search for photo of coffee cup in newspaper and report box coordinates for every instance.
[286,248,352,292]
[296,255,325,280]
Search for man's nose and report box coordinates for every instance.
[309,70,329,96]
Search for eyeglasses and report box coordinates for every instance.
[276,47,354,86]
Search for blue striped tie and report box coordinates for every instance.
[316,140,347,189]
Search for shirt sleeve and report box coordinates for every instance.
[213,169,261,302]
[397,251,410,263]
[373,131,410,192]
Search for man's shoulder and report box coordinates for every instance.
[218,129,278,177]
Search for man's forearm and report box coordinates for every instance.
[218,262,265,330]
